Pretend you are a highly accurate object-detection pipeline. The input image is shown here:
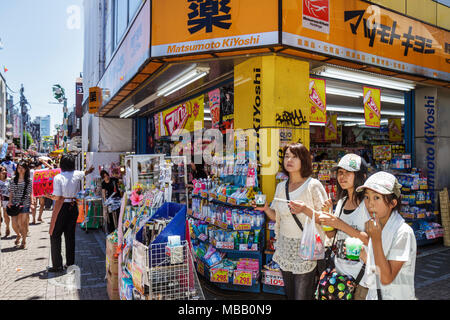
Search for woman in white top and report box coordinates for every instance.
[255,143,328,300]
[357,171,417,300]
[318,154,371,300]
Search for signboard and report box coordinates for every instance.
[98,0,151,105]
[283,0,450,81]
[151,0,278,57]
[89,87,102,113]
[263,270,285,287]
[363,87,381,128]
[309,78,327,123]
[0,143,8,159]
[154,95,205,137]
[233,270,252,286]
[32,169,61,197]
[325,114,337,141]
[208,89,221,129]
[388,118,402,142]
[75,80,84,118]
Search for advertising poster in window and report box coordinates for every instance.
[363,86,381,128]
[208,88,221,129]
[388,118,403,142]
[309,78,327,123]
[325,114,337,141]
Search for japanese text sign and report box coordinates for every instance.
[210,268,229,283]
[154,95,204,138]
[363,86,381,128]
[309,78,327,123]
[208,89,221,129]
[283,0,450,81]
[89,87,102,114]
[233,270,252,286]
[151,0,278,57]
[32,169,61,197]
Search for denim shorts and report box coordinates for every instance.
[19,206,30,214]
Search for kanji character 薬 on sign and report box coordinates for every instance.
[187,0,232,34]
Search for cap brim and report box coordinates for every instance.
[356,185,392,194]
[332,165,359,172]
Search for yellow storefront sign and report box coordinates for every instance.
[154,95,204,138]
[89,87,102,114]
[325,114,337,141]
[388,118,403,142]
[363,87,381,128]
[151,0,278,57]
[283,0,450,81]
[309,78,327,123]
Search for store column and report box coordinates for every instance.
[234,55,310,200]
[415,87,450,209]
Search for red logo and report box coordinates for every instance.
[303,0,329,22]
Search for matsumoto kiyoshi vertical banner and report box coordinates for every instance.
[388,118,402,142]
[309,78,327,123]
[363,87,381,128]
[325,114,337,141]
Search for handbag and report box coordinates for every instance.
[6,180,29,217]
[315,198,367,300]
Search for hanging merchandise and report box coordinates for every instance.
[325,114,337,141]
[309,78,327,123]
[363,86,381,128]
[208,88,221,129]
[220,87,234,134]
[388,118,403,142]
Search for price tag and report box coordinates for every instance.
[239,243,258,251]
[263,270,284,287]
[228,198,237,205]
[218,195,227,203]
[233,270,252,286]
[201,191,209,198]
[220,222,229,230]
[209,193,217,200]
[233,223,252,231]
[197,260,205,276]
[216,241,235,250]
[210,268,229,283]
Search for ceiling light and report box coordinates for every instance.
[157,66,210,97]
[326,86,405,104]
[327,105,404,116]
[120,105,139,118]
[314,67,415,91]
[310,122,326,126]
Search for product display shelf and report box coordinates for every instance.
[262,221,285,295]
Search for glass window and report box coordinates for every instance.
[104,0,114,64]
[128,0,142,22]
[114,0,128,47]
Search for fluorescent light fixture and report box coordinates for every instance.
[204,117,212,121]
[157,66,210,97]
[327,105,404,117]
[345,118,405,127]
[120,105,139,118]
[315,66,415,91]
[310,122,326,126]
[326,86,405,104]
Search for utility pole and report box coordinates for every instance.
[19,84,25,151]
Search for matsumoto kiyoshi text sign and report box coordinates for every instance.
[363,86,381,128]
[151,0,278,57]
[32,169,61,197]
[154,95,204,138]
[309,78,327,123]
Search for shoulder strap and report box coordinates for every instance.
[330,198,348,247]
[285,179,304,231]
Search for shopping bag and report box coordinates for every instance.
[299,213,325,260]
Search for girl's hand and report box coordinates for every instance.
[318,212,340,228]
[321,199,333,213]
[365,217,382,242]
[360,246,368,264]
[288,200,307,214]
[251,200,268,212]
[7,202,12,208]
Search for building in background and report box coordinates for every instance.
[0,73,6,144]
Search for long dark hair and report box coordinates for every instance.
[13,161,30,184]
[336,164,367,205]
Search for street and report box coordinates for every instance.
[0,209,448,300]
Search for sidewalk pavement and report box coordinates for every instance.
[0,210,108,300]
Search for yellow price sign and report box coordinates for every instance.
[210,268,229,284]
[233,270,252,286]
[197,260,205,276]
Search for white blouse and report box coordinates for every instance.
[270,178,328,274]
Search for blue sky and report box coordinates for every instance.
[0,0,84,135]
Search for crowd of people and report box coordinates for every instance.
[254,143,417,300]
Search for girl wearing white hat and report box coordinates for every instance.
[356,171,416,300]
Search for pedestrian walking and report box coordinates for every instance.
[254,143,328,300]
[1,154,16,178]
[318,153,371,300]
[45,154,94,273]
[100,170,121,234]
[7,161,33,249]
[0,166,11,237]
[357,171,417,300]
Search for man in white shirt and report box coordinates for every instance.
[45,154,94,273]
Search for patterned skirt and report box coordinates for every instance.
[272,234,317,275]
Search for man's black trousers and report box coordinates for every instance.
[50,202,78,268]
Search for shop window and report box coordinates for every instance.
[114,0,128,47]
[104,0,114,64]
[128,0,142,23]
